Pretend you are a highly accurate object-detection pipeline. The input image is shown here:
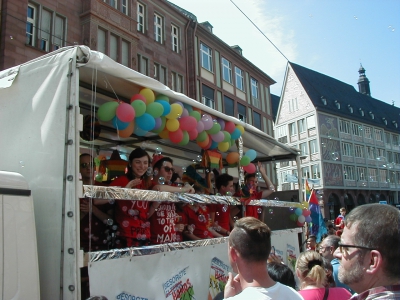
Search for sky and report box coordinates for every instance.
[169,0,400,106]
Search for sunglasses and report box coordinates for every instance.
[80,163,91,168]
[163,166,175,173]
[338,242,376,254]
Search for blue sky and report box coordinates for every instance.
[169,0,400,106]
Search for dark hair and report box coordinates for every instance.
[153,157,173,171]
[267,262,296,289]
[229,217,271,262]
[308,235,316,241]
[215,173,233,190]
[126,148,151,186]
[244,173,256,182]
[171,172,181,183]
[322,258,335,287]
[345,203,400,279]
[80,153,92,160]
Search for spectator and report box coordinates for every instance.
[335,207,346,236]
[267,262,297,290]
[306,235,317,251]
[296,251,352,300]
[223,217,303,299]
[333,203,400,299]
[327,223,336,235]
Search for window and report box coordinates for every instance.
[154,13,163,43]
[121,40,129,66]
[311,164,320,179]
[110,34,118,61]
[289,122,297,136]
[300,142,308,155]
[364,126,372,139]
[357,167,366,181]
[171,72,183,93]
[368,168,377,182]
[306,115,315,129]
[298,119,306,133]
[309,139,319,154]
[137,3,145,33]
[354,144,364,158]
[352,123,362,137]
[374,129,382,141]
[344,165,355,180]
[110,0,117,9]
[121,0,128,15]
[40,9,51,51]
[276,126,287,144]
[253,111,261,130]
[237,103,246,122]
[392,134,399,146]
[224,96,234,117]
[366,146,375,159]
[385,132,391,144]
[53,15,64,50]
[251,78,259,109]
[342,142,352,156]
[154,63,166,84]
[202,84,215,109]
[26,4,36,46]
[171,25,179,53]
[302,166,310,179]
[138,54,149,76]
[289,98,298,112]
[235,67,244,91]
[339,120,350,134]
[97,28,106,54]
[200,43,213,72]
[376,148,385,158]
[222,58,232,84]
[379,169,387,183]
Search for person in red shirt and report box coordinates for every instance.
[109,148,153,247]
[334,207,346,236]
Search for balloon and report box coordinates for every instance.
[196,120,205,132]
[295,207,303,216]
[197,131,208,142]
[245,149,257,161]
[226,152,239,164]
[236,124,245,134]
[198,138,211,149]
[178,131,189,146]
[146,102,164,118]
[118,121,134,138]
[218,142,230,152]
[136,113,155,131]
[116,103,135,122]
[155,100,171,116]
[192,106,202,113]
[240,156,250,166]
[217,118,225,131]
[303,209,311,217]
[210,131,224,143]
[152,116,166,133]
[183,103,193,113]
[159,128,169,139]
[197,134,210,148]
[112,116,130,130]
[189,110,201,121]
[130,94,146,103]
[181,108,189,117]
[243,163,256,173]
[210,140,218,149]
[297,215,305,223]
[297,221,305,227]
[155,94,169,102]
[207,122,221,135]
[166,118,180,132]
[166,103,183,119]
[97,101,119,121]
[290,214,298,221]
[188,129,198,140]
[169,129,183,144]
[224,121,236,133]
[305,216,312,223]
[230,128,242,140]
[222,131,231,143]
[134,126,148,136]
[201,114,213,130]
[179,116,197,131]
[139,88,155,104]
[131,100,146,117]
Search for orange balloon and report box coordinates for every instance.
[159,128,169,139]
[192,107,202,113]
[118,121,134,138]
[196,134,210,148]
[226,152,239,164]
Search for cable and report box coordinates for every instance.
[230,0,289,62]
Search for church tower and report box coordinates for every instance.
[357,64,371,96]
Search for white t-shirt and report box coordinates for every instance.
[225,282,304,300]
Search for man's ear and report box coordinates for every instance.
[229,246,238,262]
[366,250,382,275]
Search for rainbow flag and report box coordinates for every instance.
[305,179,311,202]
[308,189,327,242]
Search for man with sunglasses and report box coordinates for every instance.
[334,203,400,299]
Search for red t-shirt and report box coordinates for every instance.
[150,202,177,244]
[110,176,150,245]
[175,209,188,242]
[183,205,212,239]
[335,215,345,229]
[209,204,230,232]
[245,191,263,218]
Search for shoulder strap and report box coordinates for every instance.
[323,288,330,300]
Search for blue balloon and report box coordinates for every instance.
[112,116,129,130]
[155,100,171,116]
[246,149,257,161]
[134,126,148,136]
[230,128,242,140]
[136,113,155,131]
[295,207,303,216]
[209,140,218,150]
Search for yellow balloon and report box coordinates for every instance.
[159,129,169,139]
[166,118,180,132]
[218,142,230,152]
[236,124,245,134]
[139,88,155,104]
[166,103,183,119]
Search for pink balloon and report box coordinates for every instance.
[181,108,189,117]
[210,131,224,143]
[201,114,214,130]
[302,209,311,216]
[188,128,198,140]
[169,128,183,144]
[116,103,135,122]
[243,163,256,173]
[179,116,197,131]
[196,120,205,132]
[224,121,236,133]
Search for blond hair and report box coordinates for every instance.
[296,251,327,289]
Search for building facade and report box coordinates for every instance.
[275,62,400,219]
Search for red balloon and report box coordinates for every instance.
[243,163,256,173]
[116,103,135,122]
[179,116,197,131]
[297,221,305,227]
[224,121,236,133]
[169,128,183,143]
[188,128,198,140]
[302,209,311,216]
[130,94,147,103]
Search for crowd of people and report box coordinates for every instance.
[79,148,274,250]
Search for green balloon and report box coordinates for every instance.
[206,123,221,135]
[197,131,208,142]
[156,94,170,102]
[131,100,146,117]
[189,110,201,122]
[240,155,250,166]
[222,131,231,143]
[290,213,298,221]
[97,101,119,121]
[178,131,190,146]
[146,102,164,118]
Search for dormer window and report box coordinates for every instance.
[348,104,353,113]
[321,96,327,105]
[393,121,398,128]
[335,100,340,109]
[369,111,374,119]
[359,108,364,116]
[382,117,387,125]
